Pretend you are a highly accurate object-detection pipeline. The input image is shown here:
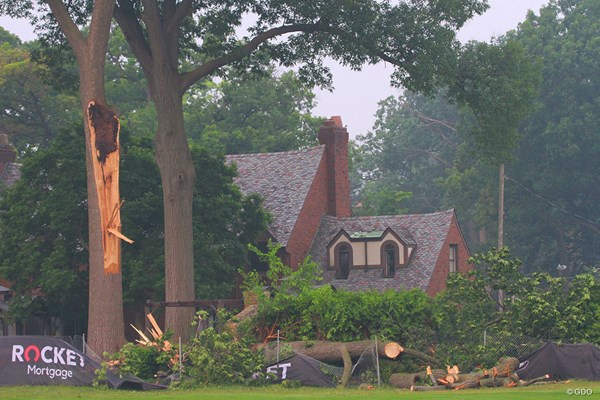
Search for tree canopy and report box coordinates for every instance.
[353,0,600,275]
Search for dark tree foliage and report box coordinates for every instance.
[505,0,600,274]
[0,128,88,331]
[353,91,461,215]
[0,30,79,148]
[0,125,268,326]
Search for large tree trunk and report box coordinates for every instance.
[152,77,196,342]
[115,3,198,341]
[45,0,127,354]
[78,52,126,356]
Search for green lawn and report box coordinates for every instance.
[2,382,599,400]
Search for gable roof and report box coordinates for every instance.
[308,209,457,292]
[225,145,326,246]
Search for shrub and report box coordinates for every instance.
[110,340,174,381]
[183,327,265,386]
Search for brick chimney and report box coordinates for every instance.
[318,116,351,217]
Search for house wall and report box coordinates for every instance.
[286,153,330,268]
[286,116,352,268]
[426,214,472,295]
[327,232,408,267]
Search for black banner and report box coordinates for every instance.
[0,336,165,389]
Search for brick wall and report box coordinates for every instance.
[426,214,472,295]
[285,117,353,268]
[286,153,329,268]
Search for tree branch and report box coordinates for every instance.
[86,0,117,65]
[179,23,322,93]
[114,3,154,73]
[166,0,193,38]
[44,0,86,58]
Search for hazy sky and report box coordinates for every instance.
[0,0,549,138]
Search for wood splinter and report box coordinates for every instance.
[87,100,133,274]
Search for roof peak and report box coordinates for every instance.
[225,144,325,159]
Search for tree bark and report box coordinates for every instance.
[389,373,416,388]
[340,345,352,387]
[45,0,126,354]
[411,385,447,391]
[519,374,550,386]
[151,75,196,342]
[488,357,519,377]
[263,340,396,364]
[115,1,197,341]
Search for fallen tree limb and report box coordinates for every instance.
[262,340,399,363]
[411,385,447,391]
[389,373,417,388]
[520,374,551,386]
[340,345,352,387]
[383,342,443,367]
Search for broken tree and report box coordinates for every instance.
[86,100,133,274]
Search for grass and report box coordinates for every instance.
[2,381,599,400]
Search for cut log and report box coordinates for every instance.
[411,385,447,391]
[261,340,442,366]
[446,371,488,384]
[448,380,480,390]
[383,342,442,366]
[263,340,400,364]
[487,357,519,377]
[445,373,459,384]
[384,342,403,359]
[519,374,550,386]
[480,377,502,388]
[389,373,417,389]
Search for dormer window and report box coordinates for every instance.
[382,241,399,277]
[327,228,414,279]
[336,243,351,279]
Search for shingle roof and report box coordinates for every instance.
[308,210,456,292]
[225,146,326,246]
[0,162,21,190]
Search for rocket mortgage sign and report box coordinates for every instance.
[0,336,97,386]
[0,336,165,389]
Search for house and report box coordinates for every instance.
[226,117,471,295]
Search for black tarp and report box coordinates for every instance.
[0,336,165,390]
[516,341,600,381]
[266,353,337,387]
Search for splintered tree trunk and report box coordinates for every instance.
[79,79,126,355]
[46,0,126,355]
[153,85,196,342]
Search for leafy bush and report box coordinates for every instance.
[109,340,174,381]
[239,244,600,374]
[182,327,265,386]
[241,242,437,349]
